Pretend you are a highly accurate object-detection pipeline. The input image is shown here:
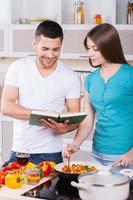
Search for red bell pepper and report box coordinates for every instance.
[0,171,7,185]
[9,161,21,169]
[38,161,51,177]
[3,161,21,172]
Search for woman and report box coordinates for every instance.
[63,23,133,168]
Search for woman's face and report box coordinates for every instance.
[86,37,106,67]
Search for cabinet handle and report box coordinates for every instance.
[79,55,88,58]
[28,54,36,56]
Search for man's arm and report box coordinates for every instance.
[1,85,32,120]
[65,97,80,113]
[63,97,81,131]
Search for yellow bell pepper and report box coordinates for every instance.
[25,162,38,170]
[5,172,26,189]
[48,161,56,172]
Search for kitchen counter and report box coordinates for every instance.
[0,113,13,122]
[0,176,53,200]
[1,175,133,200]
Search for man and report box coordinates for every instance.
[1,20,81,165]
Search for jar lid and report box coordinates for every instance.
[79,172,129,187]
[26,168,40,175]
[94,14,101,18]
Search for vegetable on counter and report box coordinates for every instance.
[2,161,21,173]
[0,171,7,185]
[0,160,56,189]
[38,161,56,177]
[5,172,26,189]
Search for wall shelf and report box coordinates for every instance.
[0,0,133,60]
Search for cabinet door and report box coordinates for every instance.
[61,26,133,61]
[9,25,36,57]
[61,29,88,59]
[0,26,8,57]
[118,29,133,60]
[1,121,13,163]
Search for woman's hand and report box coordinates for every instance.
[63,143,79,158]
[113,149,133,167]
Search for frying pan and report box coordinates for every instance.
[54,161,98,181]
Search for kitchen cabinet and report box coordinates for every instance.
[61,25,133,60]
[118,26,133,61]
[0,121,2,165]
[0,26,8,57]
[0,0,133,60]
[0,118,13,165]
[9,25,36,57]
[8,0,61,57]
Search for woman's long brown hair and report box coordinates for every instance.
[84,23,128,67]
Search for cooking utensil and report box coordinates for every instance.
[54,161,98,181]
[67,157,71,172]
[71,169,131,200]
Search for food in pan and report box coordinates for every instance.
[61,163,96,174]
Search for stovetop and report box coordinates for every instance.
[22,177,81,200]
[22,176,133,200]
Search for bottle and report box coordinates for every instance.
[94,14,102,24]
[127,1,133,24]
[74,0,86,24]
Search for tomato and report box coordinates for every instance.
[38,161,51,177]
[0,171,7,185]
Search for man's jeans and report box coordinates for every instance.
[2,151,63,167]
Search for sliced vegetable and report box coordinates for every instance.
[62,163,96,174]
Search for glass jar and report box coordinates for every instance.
[74,0,86,24]
[127,1,133,24]
[26,168,41,185]
[94,14,102,24]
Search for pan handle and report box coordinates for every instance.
[120,169,133,179]
[71,181,88,190]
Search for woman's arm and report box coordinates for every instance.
[113,148,133,167]
[63,91,95,157]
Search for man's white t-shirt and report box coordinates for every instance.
[5,57,81,153]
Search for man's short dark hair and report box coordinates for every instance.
[35,20,63,42]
